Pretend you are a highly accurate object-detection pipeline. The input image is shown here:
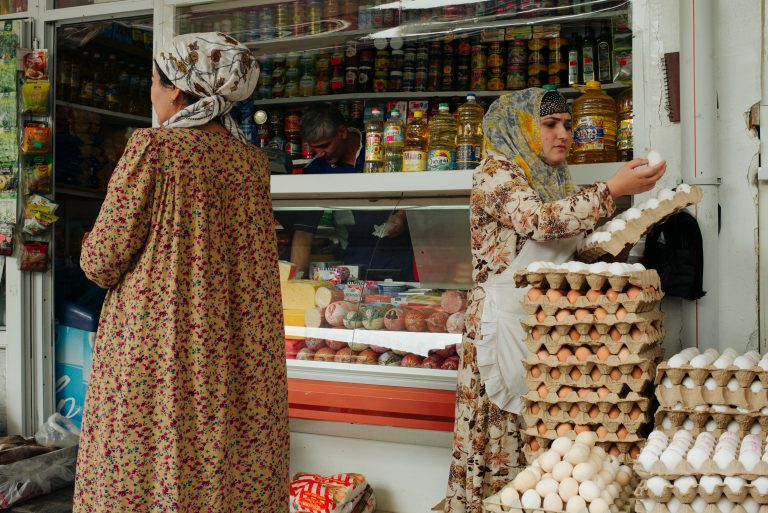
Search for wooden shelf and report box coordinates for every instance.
[56,100,152,125]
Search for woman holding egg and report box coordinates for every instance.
[443,88,666,513]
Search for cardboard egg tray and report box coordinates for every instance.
[635,479,768,505]
[522,435,643,465]
[483,483,637,513]
[514,268,661,294]
[657,362,768,388]
[524,346,663,369]
[654,408,768,437]
[523,425,644,445]
[523,409,649,435]
[522,391,652,416]
[577,185,704,262]
[655,383,768,412]
[522,289,664,315]
[523,310,665,337]
[635,453,768,480]
[525,326,665,354]
[525,365,658,394]
[635,501,768,513]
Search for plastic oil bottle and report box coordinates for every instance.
[616,87,633,161]
[427,103,457,171]
[383,109,405,172]
[455,93,484,170]
[403,111,429,172]
[364,107,385,172]
[569,80,617,164]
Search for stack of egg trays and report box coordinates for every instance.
[482,481,639,513]
[515,268,664,465]
[655,408,768,438]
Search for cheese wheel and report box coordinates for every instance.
[441,290,467,314]
[315,286,345,308]
[281,280,333,310]
[325,301,357,327]
[303,307,328,328]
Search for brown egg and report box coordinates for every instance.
[574,308,590,321]
[569,328,581,341]
[537,348,550,360]
[551,330,562,341]
[617,426,629,440]
[594,307,609,321]
[597,426,609,438]
[588,405,600,419]
[629,327,643,341]
[569,404,581,417]
[557,347,574,362]
[586,289,601,303]
[629,445,641,459]
[575,346,593,361]
[567,289,583,304]
[609,327,622,341]
[590,367,602,381]
[549,404,561,416]
[558,386,574,398]
[577,388,592,398]
[556,423,573,436]
[626,286,642,299]
[597,387,610,399]
[615,307,628,321]
[528,287,544,301]
[631,366,643,379]
[608,406,621,419]
[570,368,582,381]
[574,425,590,434]
[589,328,601,341]
[605,288,619,301]
[609,445,621,456]
[597,345,611,361]
[530,438,541,452]
[532,329,542,340]
[536,309,548,322]
[531,366,542,378]
[610,368,622,380]
[550,368,562,379]
[531,403,541,415]
[555,309,571,322]
[644,286,657,294]
[629,406,642,420]
[617,346,631,362]
[538,383,548,399]
[546,288,564,303]
[537,421,548,435]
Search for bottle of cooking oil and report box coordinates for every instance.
[616,87,633,161]
[569,80,617,164]
[427,103,457,171]
[364,107,384,172]
[403,111,429,172]
[455,92,484,170]
[383,109,404,172]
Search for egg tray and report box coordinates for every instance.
[523,310,665,337]
[522,289,664,316]
[525,327,664,355]
[522,391,653,416]
[482,485,637,513]
[513,268,661,292]
[576,185,704,263]
[523,425,644,445]
[522,436,643,466]
[525,367,657,394]
[635,500,768,513]
[525,346,663,370]
[522,410,651,435]
[654,408,768,438]
[635,479,768,505]
[655,385,768,413]
[656,362,768,389]
[635,454,768,481]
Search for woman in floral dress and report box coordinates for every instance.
[75,33,289,512]
[443,88,667,513]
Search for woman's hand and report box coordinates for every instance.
[605,159,667,199]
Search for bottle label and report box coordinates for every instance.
[365,132,384,161]
[573,117,606,150]
[403,150,427,171]
[80,80,93,100]
[598,42,611,82]
[456,144,480,168]
[582,47,595,81]
[568,50,579,84]
[427,149,455,171]
[384,125,404,143]
[617,118,633,151]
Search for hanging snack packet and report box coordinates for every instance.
[0,163,16,191]
[19,240,49,272]
[22,122,50,154]
[26,194,58,214]
[0,223,13,256]
[21,49,48,82]
[24,156,51,193]
[21,81,50,114]
[22,194,59,235]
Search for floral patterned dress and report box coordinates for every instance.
[75,128,289,513]
[443,156,615,513]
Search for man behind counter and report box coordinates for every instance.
[289,104,414,281]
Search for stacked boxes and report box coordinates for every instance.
[515,263,665,464]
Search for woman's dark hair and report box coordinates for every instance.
[154,61,198,106]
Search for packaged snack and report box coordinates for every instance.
[0,223,13,255]
[24,156,51,194]
[19,240,48,272]
[290,472,369,513]
[26,194,58,214]
[22,194,59,235]
[21,81,50,115]
[22,122,50,154]
[21,49,48,81]
[0,163,16,191]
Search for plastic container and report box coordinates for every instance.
[364,107,384,173]
[455,92,484,170]
[616,87,633,161]
[383,109,404,172]
[403,111,428,172]
[569,80,618,164]
[426,103,456,171]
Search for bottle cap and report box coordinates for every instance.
[466,92,476,99]
[391,109,400,116]
[542,84,558,91]
[372,107,382,114]
[439,103,450,111]
[585,80,602,91]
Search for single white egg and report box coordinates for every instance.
[690,497,708,513]
[682,376,695,389]
[683,418,695,430]
[661,376,674,388]
[539,450,562,472]
[607,262,628,276]
[752,477,768,494]
[589,498,609,513]
[727,377,740,391]
[566,495,588,513]
[645,198,660,210]
[521,489,542,508]
[572,462,597,483]
[714,356,734,368]
[705,419,717,432]
[575,431,598,446]
[638,451,658,471]
[699,475,723,494]
[750,423,762,435]
[578,480,600,502]
[565,445,591,465]
[646,150,663,167]
[543,493,564,511]
[641,499,657,513]
[686,448,708,470]
[596,232,612,243]
[716,497,734,513]
[553,461,575,481]
[647,476,670,496]
[724,476,746,493]
[528,262,546,272]
[742,498,759,513]
[677,183,692,193]
[657,188,675,201]
[591,261,609,273]
[622,207,642,220]
[673,476,697,494]
[552,437,574,456]
[607,219,627,233]
[690,354,713,368]
[499,486,521,506]
[512,469,538,492]
[667,497,681,513]
[751,379,762,393]
[559,477,580,503]
[734,355,755,369]
[536,478,560,499]
[660,450,683,471]
[740,451,761,471]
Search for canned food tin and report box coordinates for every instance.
[487,42,504,67]
[414,70,427,91]
[285,109,301,133]
[471,44,487,70]
[487,67,504,90]
[506,64,526,90]
[507,40,528,64]
[471,68,487,91]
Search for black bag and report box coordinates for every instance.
[641,211,706,300]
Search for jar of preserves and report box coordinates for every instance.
[506,64,526,90]
[507,40,528,65]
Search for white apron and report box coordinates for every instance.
[476,235,581,414]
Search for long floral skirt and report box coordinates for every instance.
[443,338,526,513]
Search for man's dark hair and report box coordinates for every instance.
[301,103,347,143]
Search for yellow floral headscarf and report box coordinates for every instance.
[482,88,575,202]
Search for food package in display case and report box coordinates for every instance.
[289,472,375,513]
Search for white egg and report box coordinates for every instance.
[641,499,656,513]
[552,461,574,481]
[714,450,735,470]
[740,451,761,471]
[512,469,538,492]
[727,377,740,391]
[648,431,669,444]
[521,489,542,508]
[596,232,612,242]
[572,462,597,483]
[559,477,580,502]
[565,445,591,465]
[528,262,546,272]
[734,355,755,369]
[673,476,697,494]
[657,188,675,201]
[714,356,734,369]
[759,359,768,371]
[690,354,713,368]
[742,498,759,513]
[606,219,626,233]
[568,261,589,273]
[622,207,642,220]
[683,418,695,430]
[638,451,659,472]
[646,150,663,167]
[751,379,762,393]
[539,450,561,472]
[753,477,768,494]
[685,448,708,470]
[699,475,723,494]
[600,490,613,505]
[536,478,560,498]
[682,376,695,389]
[752,423,764,435]
[690,497,708,513]
[543,493,564,511]
[661,376,674,388]
[716,497,734,513]
[578,480,600,502]
[727,420,740,432]
[591,261,609,273]
[704,377,717,390]
[724,476,746,493]
[660,449,683,471]
[575,432,598,446]
[499,486,520,506]
[677,183,692,193]
[712,405,729,413]
[667,497,681,513]
[607,262,627,276]
[631,262,646,271]
[552,437,574,456]
[589,497,609,513]
[667,354,691,368]
[705,419,717,432]
[647,476,670,496]
[566,495,588,513]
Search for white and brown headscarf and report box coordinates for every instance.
[155,32,259,142]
